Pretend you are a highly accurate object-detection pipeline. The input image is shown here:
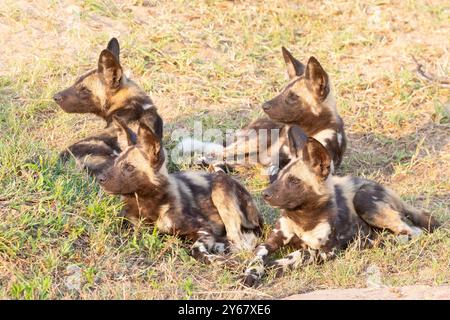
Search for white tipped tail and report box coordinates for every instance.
[177,137,224,155]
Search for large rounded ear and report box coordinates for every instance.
[287,125,308,158]
[302,137,331,180]
[137,122,162,163]
[305,56,329,100]
[98,49,123,89]
[113,116,134,150]
[106,37,120,62]
[282,47,305,79]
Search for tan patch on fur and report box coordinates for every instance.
[156,204,174,232]
[291,79,322,115]
[321,86,337,117]
[210,185,246,250]
[78,154,110,168]
[372,202,414,235]
[286,159,329,196]
[80,71,107,108]
[108,80,143,114]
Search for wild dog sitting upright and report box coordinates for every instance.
[53,38,163,175]
[97,117,264,262]
[243,126,439,286]
[261,48,346,172]
[179,48,345,180]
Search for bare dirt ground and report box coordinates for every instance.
[285,285,450,300]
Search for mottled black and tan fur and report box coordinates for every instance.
[53,38,163,175]
[243,126,439,286]
[180,48,346,181]
[97,117,264,263]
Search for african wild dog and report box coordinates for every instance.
[96,116,264,262]
[53,37,163,175]
[261,48,346,172]
[178,47,346,181]
[243,126,439,286]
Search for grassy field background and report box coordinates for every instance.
[0,0,449,299]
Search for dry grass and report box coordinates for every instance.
[0,0,449,299]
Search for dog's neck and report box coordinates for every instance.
[104,95,155,127]
[132,176,174,222]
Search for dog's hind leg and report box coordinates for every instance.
[353,183,426,237]
[211,173,263,251]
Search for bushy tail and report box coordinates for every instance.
[402,203,440,232]
[176,137,223,156]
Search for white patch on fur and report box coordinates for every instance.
[213,242,226,253]
[113,150,120,156]
[177,138,224,155]
[267,165,279,176]
[256,246,269,257]
[273,250,303,267]
[193,241,208,253]
[313,129,335,147]
[410,226,423,238]
[124,69,132,78]
[278,217,295,245]
[142,103,153,110]
[297,221,331,250]
[337,133,343,147]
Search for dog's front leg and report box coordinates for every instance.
[270,247,337,276]
[243,221,294,286]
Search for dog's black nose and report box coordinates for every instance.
[262,102,271,111]
[97,174,107,184]
[53,93,63,103]
[262,190,272,200]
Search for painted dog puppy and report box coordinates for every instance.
[53,38,163,175]
[179,48,345,181]
[260,48,346,172]
[97,116,264,262]
[243,126,439,286]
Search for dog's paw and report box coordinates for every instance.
[242,269,262,287]
[242,263,264,287]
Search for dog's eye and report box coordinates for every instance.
[123,162,135,172]
[79,86,90,95]
[288,176,300,185]
[286,92,299,104]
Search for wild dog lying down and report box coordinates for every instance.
[53,38,163,175]
[97,117,264,262]
[243,126,439,286]
[179,48,346,180]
